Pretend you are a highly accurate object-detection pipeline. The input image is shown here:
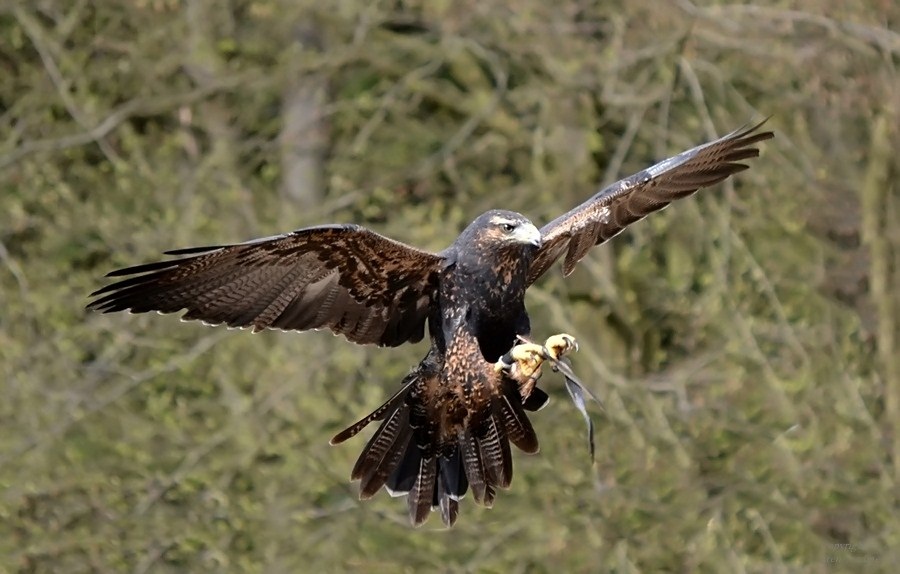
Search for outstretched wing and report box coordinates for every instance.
[527,120,774,285]
[88,224,445,347]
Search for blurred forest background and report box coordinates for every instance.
[2,1,898,572]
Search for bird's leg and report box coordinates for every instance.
[495,342,545,377]
[495,334,578,401]
[495,342,546,402]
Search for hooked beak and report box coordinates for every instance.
[512,222,542,248]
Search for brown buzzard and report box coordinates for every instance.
[88,121,773,527]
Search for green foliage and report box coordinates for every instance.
[2,1,898,572]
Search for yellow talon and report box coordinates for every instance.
[495,343,543,373]
[495,342,543,400]
[496,334,578,402]
[508,343,545,380]
[544,333,578,361]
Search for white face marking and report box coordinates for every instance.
[490,215,518,227]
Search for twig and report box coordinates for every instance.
[0,75,253,170]
[14,7,121,164]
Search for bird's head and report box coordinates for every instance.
[459,210,541,250]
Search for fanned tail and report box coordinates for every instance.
[332,358,542,527]
[332,359,467,527]
[388,367,469,527]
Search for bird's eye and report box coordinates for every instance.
[500,223,515,232]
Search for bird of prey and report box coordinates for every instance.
[88,120,773,527]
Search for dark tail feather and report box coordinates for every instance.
[385,440,421,495]
[497,390,539,454]
[330,379,414,446]
[357,406,413,498]
[407,455,437,527]
[438,449,468,501]
[437,450,465,527]
[522,387,549,411]
[387,444,466,527]
[438,481,459,526]
[478,412,513,489]
[461,430,489,506]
